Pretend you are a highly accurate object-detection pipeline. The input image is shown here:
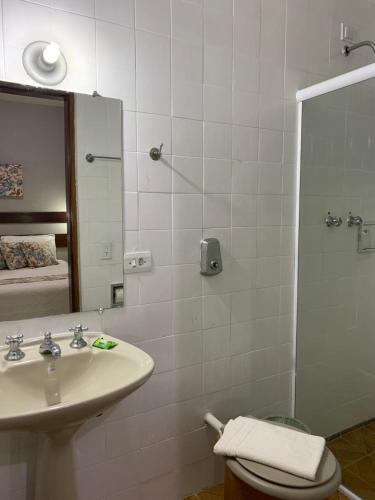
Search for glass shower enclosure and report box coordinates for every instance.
[295,67,375,438]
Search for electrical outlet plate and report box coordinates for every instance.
[124,251,152,274]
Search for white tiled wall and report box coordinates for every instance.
[1,0,375,499]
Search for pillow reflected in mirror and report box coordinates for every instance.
[0,247,6,269]
[0,242,27,270]
[22,241,59,268]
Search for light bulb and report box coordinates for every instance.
[42,42,61,66]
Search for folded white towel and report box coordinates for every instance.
[213,416,326,481]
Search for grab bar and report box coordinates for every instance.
[204,412,224,436]
[85,153,122,163]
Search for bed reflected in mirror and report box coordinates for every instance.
[0,82,124,321]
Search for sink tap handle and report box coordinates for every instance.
[5,333,23,346]
[5,334,25,361]
[69,324,88,334]
[69,325,88,349]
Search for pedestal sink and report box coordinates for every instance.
[0,332,154,500]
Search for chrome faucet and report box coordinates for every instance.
[4,334,25,361]
[39,332,61,358]
[69,324,88,349]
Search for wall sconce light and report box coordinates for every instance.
[22,41,67,86]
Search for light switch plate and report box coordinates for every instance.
[124,251,152,273]
[101,242,113,260]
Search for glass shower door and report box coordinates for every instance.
[296,78,375,438]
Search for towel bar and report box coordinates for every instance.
[85,153,121,163]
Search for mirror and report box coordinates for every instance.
[0,82,123,321]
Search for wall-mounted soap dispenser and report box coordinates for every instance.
[200,238,223,276]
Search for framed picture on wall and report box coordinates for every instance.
[0,164,23,198]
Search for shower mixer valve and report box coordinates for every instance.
[325,212,342,227]
[347,213,363,227]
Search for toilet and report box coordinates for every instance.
[205,414,342,500]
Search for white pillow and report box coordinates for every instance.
[1,234,55,244]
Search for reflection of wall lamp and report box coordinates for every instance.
[22,41,67,86]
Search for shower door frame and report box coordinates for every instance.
[293,62,375,416]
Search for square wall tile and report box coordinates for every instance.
[173,194,203,229]
[233,90,259,127]
[172,0,203,44]
[173,229,202,265]
[232,161,258,194]
[124,192,138,230]
[204,122,231,159]
[233,52,259,93]
[203,294,231,329]
[204,84,232,123]
[137,113,171,154]
[173,297,203,334]
[172,118,203,157]
[203,194,231,228]
[259,129,283,163]
[139,266,173,303]
[95,0,135,27]
[173,264,202,299]
[172,38,203,120]
[138,153,172,193]
[52,0,95,16]
[136,0,171,36]
[139,230,172,266]
[51,9,97,93]
[257,195,282,226]
[172,157,203,194]
[203,326,230,361]
[204,159,232,194]
[232,125,259,161]
[139,193,172,230]
[259,95,284,131]
[96,21,136,110]
[136,30,171,114]
[124,153,138,192]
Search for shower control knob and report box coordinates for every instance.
[210,260,219,270]
[347,213,363,227]
[325,213,342,227]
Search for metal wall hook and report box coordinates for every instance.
[149,143,163,161]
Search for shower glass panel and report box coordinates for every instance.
[296,78,375,437]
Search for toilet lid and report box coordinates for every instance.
[235,448,337,489]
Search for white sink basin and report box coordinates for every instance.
[0,332,154,431]
[0,332,154,500]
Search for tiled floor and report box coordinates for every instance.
[185,420,375,500]
[183,484,224,500]
[327,420,375,499]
